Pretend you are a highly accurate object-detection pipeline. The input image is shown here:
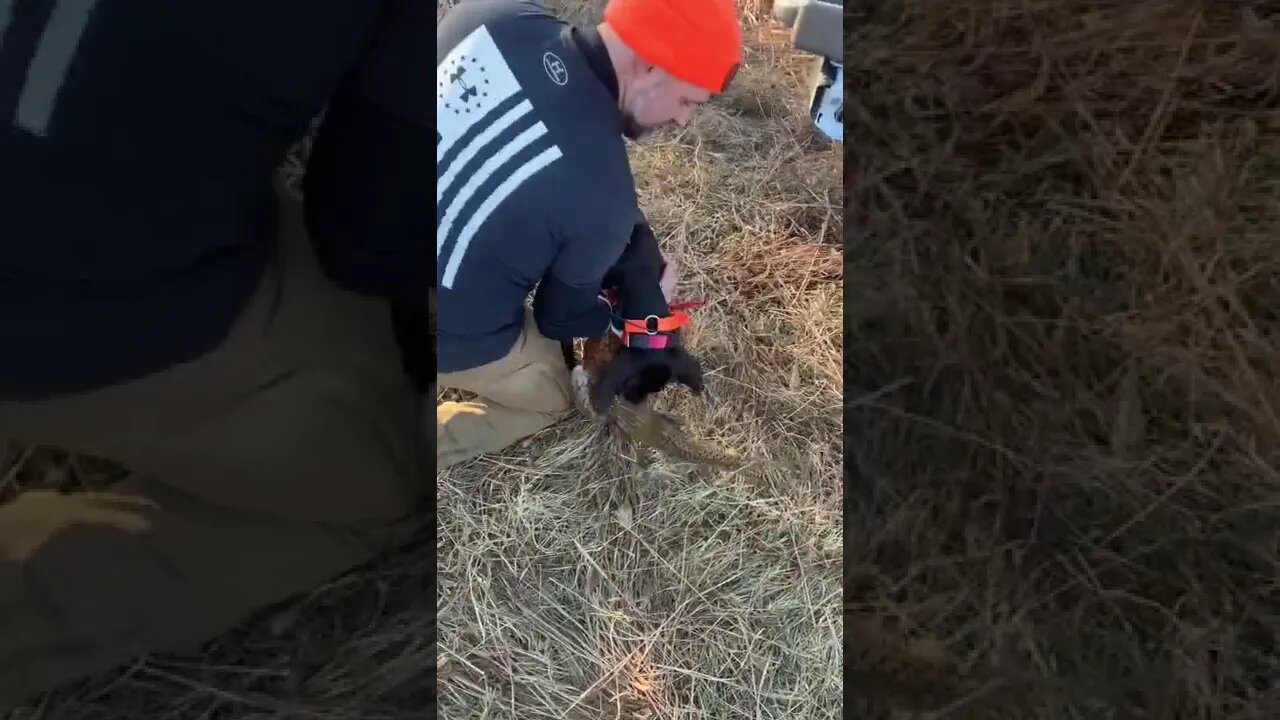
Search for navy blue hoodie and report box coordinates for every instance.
[436,0,642,373]
[0,0,428,400]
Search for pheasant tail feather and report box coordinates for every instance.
[614,401,747,470]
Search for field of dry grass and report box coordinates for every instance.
[436,1,843,718]
[849,0,1280,717]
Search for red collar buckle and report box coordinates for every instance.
[621,309,691,336]
[611,298,705,350]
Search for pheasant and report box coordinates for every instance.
[562,313,746,470]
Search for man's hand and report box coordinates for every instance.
[659,255,679,303]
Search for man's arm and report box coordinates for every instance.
[302,0,429,312]
[532,210,638,340]
[534,214,671,340]
[532,257,613,341]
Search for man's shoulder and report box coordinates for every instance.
[437,0,561,53]
[436,0,637,246]
[436,1,634,199]
[436,0,611,130]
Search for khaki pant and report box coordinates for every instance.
[0,188,426,707]
[436,311,574,469]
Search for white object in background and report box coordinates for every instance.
[809,59,843,143]
[775,0,845,144]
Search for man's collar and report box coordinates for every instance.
[565,25,619,102]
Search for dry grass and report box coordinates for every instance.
[849,0,1280,717]
[435,1,843,719]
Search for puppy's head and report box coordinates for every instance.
[621,360,673,404]
[590,345,704,416]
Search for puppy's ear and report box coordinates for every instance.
[590,349,638,416]
[591,347,698,415]
[621,361,672,404]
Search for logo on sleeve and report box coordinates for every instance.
[542,52,568,86]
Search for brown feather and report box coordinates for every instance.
[581,333,620,377]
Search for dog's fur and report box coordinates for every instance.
[589,342,703,415]
[588,222,705,415]
[561,331,745,470]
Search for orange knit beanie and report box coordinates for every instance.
[603,0,742,94]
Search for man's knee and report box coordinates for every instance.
[139,367,424,524]
[0,482,389,706]
[503,359,574,417]
[0,491,174,647]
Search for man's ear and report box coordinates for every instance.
[631,60,665,93]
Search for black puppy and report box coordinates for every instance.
[589,221,704,416]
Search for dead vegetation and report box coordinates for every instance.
[849,0,1280,717]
